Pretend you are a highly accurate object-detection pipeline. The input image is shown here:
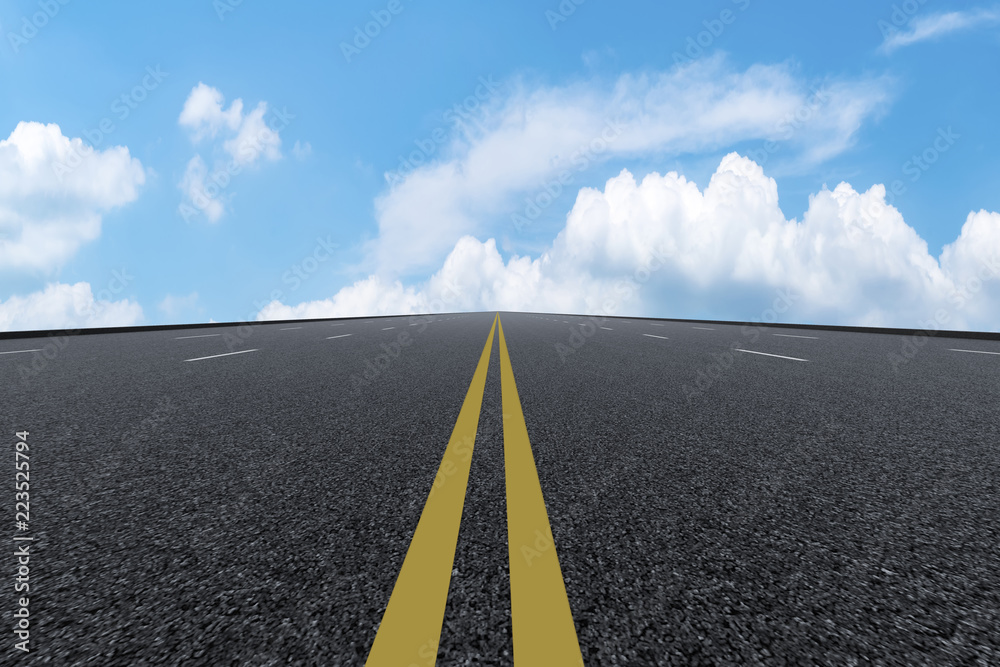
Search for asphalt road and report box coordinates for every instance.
[2,312,999,665]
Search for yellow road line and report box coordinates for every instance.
[498,317,583,666]
[366,314,498,666]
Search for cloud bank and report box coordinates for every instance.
[370,56,892,278]
[259,154,1000,331]
[0,282,144,332]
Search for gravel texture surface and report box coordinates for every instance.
[1,312,998,665]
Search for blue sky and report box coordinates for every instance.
[1,0,999,331]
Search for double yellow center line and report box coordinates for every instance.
[366,314,582,666]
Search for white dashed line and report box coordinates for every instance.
[692,327,715,331]
[773,333,819,340]
[650,323,666,327]
[280,327,302,331]
[184,349,259,362]
[0,349,41,355]
[600,327,613,331]
[736,349,808,362]
[331,323,344,326]
[642,334,669,340]
[949,349,1000,356]
[175,333,222,340]
[327,334,353,339]
[382,327,395,330]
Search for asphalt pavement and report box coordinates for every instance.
[2,312,999,665]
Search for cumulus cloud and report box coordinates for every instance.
[880,8,1000,54]
[178,83,243,139]
[0,122,146,272]
[0,282,144,332]
[223,103,282,168]
[257,276,427,320]
[258,154,1000,331]
[371,56,892,277]
[177,83,285,222]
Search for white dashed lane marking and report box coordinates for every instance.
[643,334,669,340]
[184,349,259,362]
[327,334,353,339]
[773,333,819,340]
[736,349,808,362]
[175,334,222,340]
[949,349,1000,356]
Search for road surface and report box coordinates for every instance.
[2,312,999,665]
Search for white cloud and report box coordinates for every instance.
[372,57,891,277]
[256,275,427,320]
[157,292,200,319]
[177,84,284,221]
[223,102,281,168]
[178,156,225,223]
[0,282,144,332]
[880,8,1000,54]
[0,122,146,272]
[292,140,312,160]
[258,154,1000,331]
[178,82,243,139]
